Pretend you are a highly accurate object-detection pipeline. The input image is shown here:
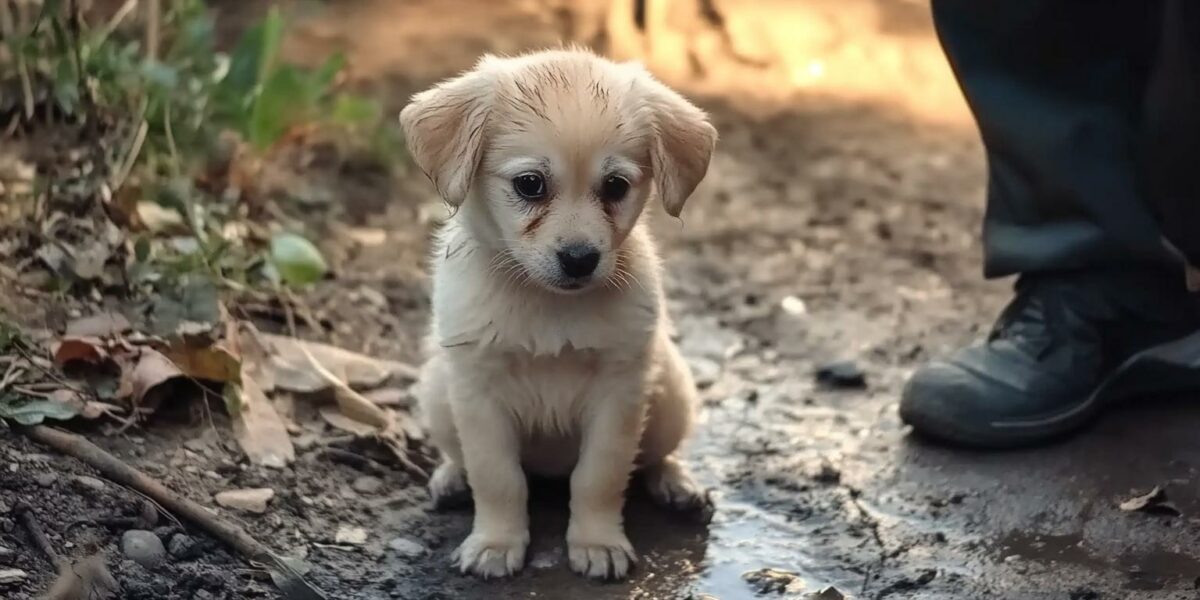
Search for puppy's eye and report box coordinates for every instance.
[599,175,630,203]
[512,172,547,200]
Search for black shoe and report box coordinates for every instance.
[900,270,1200,448]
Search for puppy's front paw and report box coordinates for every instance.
[644,459,715,523]
[452,530,529,578]
[567,522,637,580]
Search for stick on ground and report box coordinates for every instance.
[16,424,326,599]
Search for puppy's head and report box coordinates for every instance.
[400,49,717,293]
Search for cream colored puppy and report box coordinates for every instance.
[401,48,716,581]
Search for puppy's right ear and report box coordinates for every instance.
[399,61,497,206]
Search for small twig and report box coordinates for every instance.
[18,424,327,598]
[143,0,160,61]
[320,447,389,476]
[97,0,139,43]
[112,117,148,193]
[16,502,63,566]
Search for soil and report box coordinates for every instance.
[4,1,1200,599]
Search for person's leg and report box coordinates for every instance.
[901,0,1200,447]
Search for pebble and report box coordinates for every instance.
[214,488,275,514]
[387,537,427,558]
[183,438,209,453]
[0,544,13,561]
[352,476,384,495]
[168,534,201,560]
[73,475,107,493]
[814,360,867,389]
[805,587,846,600]
[335,526,368,546]
[122,530,167,569]
[34,473,58,487]
[0,568,26,585]
[743,568,805,594]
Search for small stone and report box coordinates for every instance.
[34,473,58,487]
[0,545,14,561]
[743,568,804,594]
[352,476,384,495]
[387,537,427,558]
[815,360,867,389]
[780,295,808,316]
[0,568,26,585]
[335,526,368,545]
[805,587,846,600]
[74,475,107,493]
[193,589,216,600]
[183,438,209,453]
[168,534,201,560]
[122,530,167,569]
[214,488,275,514]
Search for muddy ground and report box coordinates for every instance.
[4,1,1200,599]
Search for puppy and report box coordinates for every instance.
[401,48,717,580]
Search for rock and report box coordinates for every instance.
[73,475,107,493]
[335,525,368,545]
[34,473,58,487]
[387,537,427,558]
[781,295,808,316]
[168,534,202,560]
[214,488,275,514]
[805,587,846,600]
[0,568,26,585]
[122,530,167,569]
[815,360,867,389]
[811,461,842,484]
[0,544,13,561]
[183,438,209,454]
[352,476,384,495]
[743,568,806,594]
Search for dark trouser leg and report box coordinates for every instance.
[901,1,1200,448]
[932,0,1173,276]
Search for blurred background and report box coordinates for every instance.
[3,2,1199,600]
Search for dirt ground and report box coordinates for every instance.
[4,1,1200,599]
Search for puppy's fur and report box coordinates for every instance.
[401,49,717,580]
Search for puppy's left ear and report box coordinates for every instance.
[399,59,498,206]
[645,80,717,217]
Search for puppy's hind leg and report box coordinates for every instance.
[640,340,713,521]
[419,356,470,509]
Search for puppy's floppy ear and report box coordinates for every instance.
[643,78,717,217]
[399,59,498,206]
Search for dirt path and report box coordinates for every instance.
[4,1,1200,599]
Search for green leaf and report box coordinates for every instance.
[270,233,327,286]
[222,6,285,97]
[311,53,344,97]
[140,60,180,88]
[331,94,381,128]
[0,397,81,425]
[249,66,309,149]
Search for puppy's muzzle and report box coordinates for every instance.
[556,242,601,281]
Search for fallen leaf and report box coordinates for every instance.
[319,406,378,436]
[164,340,242,384]
[363,388,410,408]
[262,333,416,390]
[135,201,185,233]
[127,348,184,408]
[65,313,132,337]
[230,379,295,468]
[0,395,81,425]
[1119,486,1181,516]
[40,553,120,600]
[52,337,108,366]
[270,233,328,286]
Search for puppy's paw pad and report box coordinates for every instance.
[452,532,528,579]
[429,462,471,510]
[567,533,636,580]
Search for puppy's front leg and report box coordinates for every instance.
[452,390,529,578]
[567,382,645,580]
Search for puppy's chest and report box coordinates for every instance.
[475,349,647,432]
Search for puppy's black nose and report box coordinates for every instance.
[557,244,600,278]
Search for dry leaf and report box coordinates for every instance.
[163,340,241,383]
[40,553,120,600]
[231,376,296,468]
[1118,486,1181,516]
[261,333,417,390]
[52,337,108,366]
[65,313,131,337]
[319,406,378,436]
[127,348,184,408]
[363,388,410,408]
